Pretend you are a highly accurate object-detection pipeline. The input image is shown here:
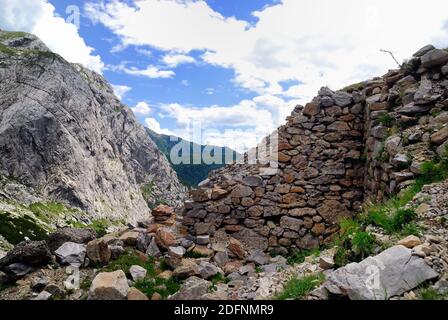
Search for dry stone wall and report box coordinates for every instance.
[182,46,448,255]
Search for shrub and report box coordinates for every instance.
[275,273,325,300]
[378,114,394,127]
[351,231,375,259]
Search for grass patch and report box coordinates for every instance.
[275,273,325,300]
[134,276,181,299]
[341,81,366,92]
[102,250,156,276]
[0,31,28,41]
[378,114,395,127]
[0,211,48,244]
[286,247,321,265]
[417,284,447,300]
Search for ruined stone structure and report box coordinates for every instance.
[182,46,448,255]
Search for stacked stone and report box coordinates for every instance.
[363,46,448,201]
[183,88,367,255]
[182,45,448,255]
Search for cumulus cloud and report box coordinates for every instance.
[109,62,175,78]
[85,0,448,102]
[144,117,175,136]
[112,84,132,100]
[0,0,104,73]
[132,101,152,115]
[162,53,196,67]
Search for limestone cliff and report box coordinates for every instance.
[0,30,187,224]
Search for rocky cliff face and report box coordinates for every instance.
[183,45,448,255]
[0,30,186,223]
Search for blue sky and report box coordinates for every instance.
[1,0,448,152]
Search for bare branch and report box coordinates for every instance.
[380,49,401,68]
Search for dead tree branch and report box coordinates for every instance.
[380,49,401,68]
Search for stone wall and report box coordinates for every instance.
[182,46,448,255]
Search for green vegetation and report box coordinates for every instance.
[0,31,27,41]
[378,114,395,127]
[0,211,48,244]
[146,128,239,187]
[418,286,447,300]
[341,81,366,92]
[275,273,325,300]
[102,249,181,299]
[286,247,321,265]
[184,250,208,259]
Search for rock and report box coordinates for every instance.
[191,189,210,202]
[303,102,320,116]
[0,241,52,271]
[431,127,448,145]
[296,234,319,250]
[413,45,435,57]
[324,246,438,300]
[155,229,175,249]
[152,204,174,217]
[168,246,186,259]
[86,239,111,265]
[317,200,351,224]
[198,261,221,279]
[127,287,149,300]
[432,279,448,295]
[44,283,65,297]
[243,176,263,187]
[196,235,210,245]
[211,187,228,200]
[136,232,152,253]
[173,259,199,278]
[228,238,245,260]
[33,291,52,300]
[32,276,49,292]
[110,245,125,260]
[129,265,147,282]
[146,238,162,258]
[54,242,86,267]
[214,251,229,268]
[192,245,213,257]
[398,235,422,249]
[280,216,303,231]
[151,292,162,300]
[319,256,335,270]
[88,270,130,300]
[4,263,35,279]
[158,270,173,280]
[230,185,253,198]
[169,276,210,300]
[0,32,186,224]
[332,91,352,107]
[442,63,448,75]
[391,154,410,168]
[247,249,270,266]
[119,231,140,246]
[421,49,448,68]
[47,228,96,252]
[397,102,431,115]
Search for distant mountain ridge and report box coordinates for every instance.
[146,128,240,187]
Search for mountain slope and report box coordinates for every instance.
[0,30,186,223]
[146,128,240,187]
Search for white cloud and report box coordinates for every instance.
[144,117,174,136]
[0,0,104,73]
[132,101,152,116]
[109,62,175,78]
[85,0,448,103]
[112,84,132,100]
[162,53,196,67]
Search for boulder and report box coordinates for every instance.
[146,238,162,258]
[54,242,86,267]
[332,91,352,107]
[151,204,174,217]
[136,232,152,253]
[247,249,270,266]
[168,276,210,300]
[129,265,147,282]
[88,270,130,300]
[0,241,52,270]
[230,185,253,198]
[173,259,199,278]
[324,245,438,300]
[431,127,448,145]
[213,251,229,268]
[228,238,245,260]
[168,246,186,259]
[398,235,421,249]
[413,45,435,57]
[86,239,111,265]
[197,261,221,279]
[127,287,149,300]
[47,228,96,252]
[155,229,175,249]
[421,49,448,69]
[119,231,140,246]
